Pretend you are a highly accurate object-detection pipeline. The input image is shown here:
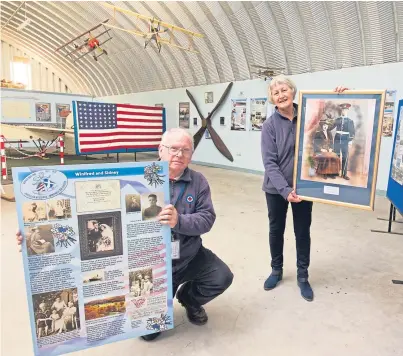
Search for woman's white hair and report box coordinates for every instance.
[160,128,194,151]
[267,75,297,105]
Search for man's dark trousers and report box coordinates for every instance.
[173,246,234,306]
[265,193,313,280]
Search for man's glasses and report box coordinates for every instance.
[162,145,192,157]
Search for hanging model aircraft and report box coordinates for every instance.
[250,65,285,81]
[55,20,113,62]
[102,3,203,54]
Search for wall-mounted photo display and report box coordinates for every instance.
[250,98,268,131]
[220,117,225,126]
[36,103,51,122]
[382,90,396,137]
[193,117,198,126]
[179,102,190,129]
[230,99,247,131]
[56,104,70,129]
[204,91,213,104]
[294,90,385,210]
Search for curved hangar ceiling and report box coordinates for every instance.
[1,1,402,97]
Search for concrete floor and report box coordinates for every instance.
[1,164,402,356]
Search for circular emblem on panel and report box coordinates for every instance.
[21,170,68,200]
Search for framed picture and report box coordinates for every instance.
[220,117,225,126]
[193,117,198,126]
[293,90,385,210]
[56,103,70,128]
[36,103,51,121]
[204,91,213,104]
[179,102,190,128]
[78,211,123,260]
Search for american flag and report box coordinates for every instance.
[76,101,164,153]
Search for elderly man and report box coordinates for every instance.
[142,127,234,340]
[16,128,233,341]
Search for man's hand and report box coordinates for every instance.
[16,229,23,252]
[158,204,178,228]
[287,190,302,203]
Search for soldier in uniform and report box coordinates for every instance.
[334,103,355,180]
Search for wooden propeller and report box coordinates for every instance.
[186,82,234,162]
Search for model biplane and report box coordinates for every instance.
[251,65,285,81]
[55,19,113,62]
[102,3,203,54]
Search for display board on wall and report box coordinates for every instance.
[383,90,396,137]
[230,99,247,131]
[387,99,403,213]
[179,102,190,129]
[250,98,268,131]
[1,100,31,119]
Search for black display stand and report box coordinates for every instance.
[371,202,403,235]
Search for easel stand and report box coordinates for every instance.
[371,202,403,236]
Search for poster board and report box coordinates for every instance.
[1,100,31,119]
[12,161,173,356]
[386,99,403,214]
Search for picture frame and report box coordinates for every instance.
[204,91,213,104]
[35,103,51,122]
[78,211,123,260]
[293,90,386,210]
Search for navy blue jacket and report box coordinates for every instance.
[171,168,216,272]
[261,104,298,200]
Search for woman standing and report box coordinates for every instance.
[261,75,347,301]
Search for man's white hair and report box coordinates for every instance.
[160,128,194,151]
[268,75,297,105]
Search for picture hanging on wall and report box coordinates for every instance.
[179,102,190,129]
[205,129,211,139]
[56,103,70,129]
[220,117,225,126]
[230,99,247,131]
[382,90,396,137]
[155,103,164,107]
[193,117,198,126]
[391,104,403,185]
[250,98,268,131]
[204,92,213,104]
[35,103,51,122]
[293,90,386,210]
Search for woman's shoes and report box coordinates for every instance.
[263,269,283,290]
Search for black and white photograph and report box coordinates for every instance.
[125,194,141,213]
[82,270,105,284]
[78,211,123,260]
[23,201,47,223]
[220,116,225,126]
[193,117,198,126]
[204,91,213,104]
[25,224,55,256]
[129,268,154,297]
[47,199,72,220]
[141,192,164,221]
[32,288,80,338]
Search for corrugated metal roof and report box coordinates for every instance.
[1,1,401,96]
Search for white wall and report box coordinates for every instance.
[1,40,74,93]
[98,62,403,193]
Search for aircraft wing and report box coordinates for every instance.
[1,123,74,142]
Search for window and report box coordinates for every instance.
[10,56,32,89]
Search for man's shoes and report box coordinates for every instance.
[343,175,350,180]
[263,269,283,290]
[141,332,161,341]
[176,282,208,326]
[297,280,314,302]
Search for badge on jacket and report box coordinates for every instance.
[185,194,194,204]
